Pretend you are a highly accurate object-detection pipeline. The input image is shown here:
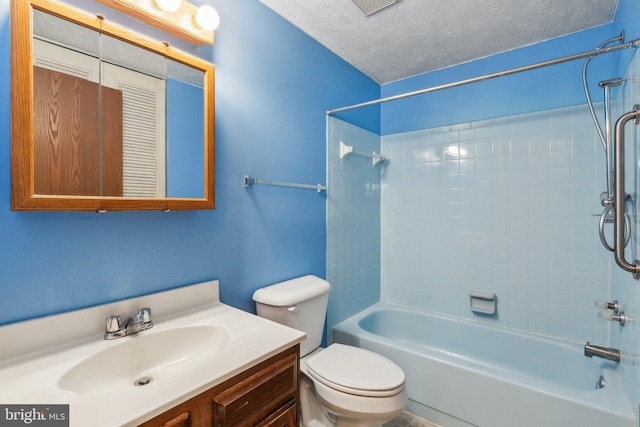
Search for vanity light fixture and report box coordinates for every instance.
[96,0,218,45]
[154,0,181,13]
[194,5,219,32]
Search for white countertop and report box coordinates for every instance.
[0,281,305,426]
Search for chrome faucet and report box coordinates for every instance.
[104,308,153,340]
[584,342,620,363]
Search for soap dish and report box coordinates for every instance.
[469,290,497,315]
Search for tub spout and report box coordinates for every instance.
[584,342,620,362]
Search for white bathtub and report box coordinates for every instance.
[332,302,634,427]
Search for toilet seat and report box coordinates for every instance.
[305,344,405,397]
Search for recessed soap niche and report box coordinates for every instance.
[469,290,497,315]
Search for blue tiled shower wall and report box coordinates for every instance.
[330,102,613,344]
[612,49,640,421]
[328,48,640,424]
[381,104,610,343]
[326,118,381,331]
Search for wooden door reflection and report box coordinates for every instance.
[33,66,123,196]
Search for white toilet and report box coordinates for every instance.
[253,275,407,427]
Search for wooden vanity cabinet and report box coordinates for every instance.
[139,345,299,427]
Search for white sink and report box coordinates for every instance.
[0,280,305,427]
[58,325,229,395]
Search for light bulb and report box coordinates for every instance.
[154,0,181,13]
[194,5,219,31]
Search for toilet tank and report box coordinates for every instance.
[252,275,330,357]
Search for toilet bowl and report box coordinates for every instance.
[253,276,407,427]
[300,344,407,427]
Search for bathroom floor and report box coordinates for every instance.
[384,412,440,427]
[300,411,436,427]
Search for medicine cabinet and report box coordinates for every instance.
[11,0,215,211]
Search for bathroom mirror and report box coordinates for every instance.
[11,0,215,211]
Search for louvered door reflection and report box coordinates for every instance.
[102,63,166,198]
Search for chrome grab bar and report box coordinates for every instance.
[597,78,629,253]
[614,105,640,279]
[598,204,631,252]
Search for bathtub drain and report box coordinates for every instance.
[134,376,154,387]
[595,375,605,389]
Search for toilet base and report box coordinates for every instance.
[299,374,406,427]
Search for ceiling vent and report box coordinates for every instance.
[351,0,398,16]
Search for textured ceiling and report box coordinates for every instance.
[259,0,619,84]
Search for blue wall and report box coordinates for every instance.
[2,0,635,327]
[612,0,640,76]
[380,24,622,135]
[166,79,205,199]
[0,0,378,325]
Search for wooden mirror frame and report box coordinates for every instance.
[11,0,215,211]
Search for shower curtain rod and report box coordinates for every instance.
[327,38,640,115]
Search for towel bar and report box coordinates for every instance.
[243,176,327,193]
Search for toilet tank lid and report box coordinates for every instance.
[252,275,330,306]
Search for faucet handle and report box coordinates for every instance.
[138,307,152,324]
[595,300,620,313]
[105,315,122,333]
[135,308,153,332]
[599,309,626,326]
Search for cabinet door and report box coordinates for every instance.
[160,412,190,427]
[137,346,299,427]
[213,352,298,427]
[138,393,212,427]
[255,401,297,427]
